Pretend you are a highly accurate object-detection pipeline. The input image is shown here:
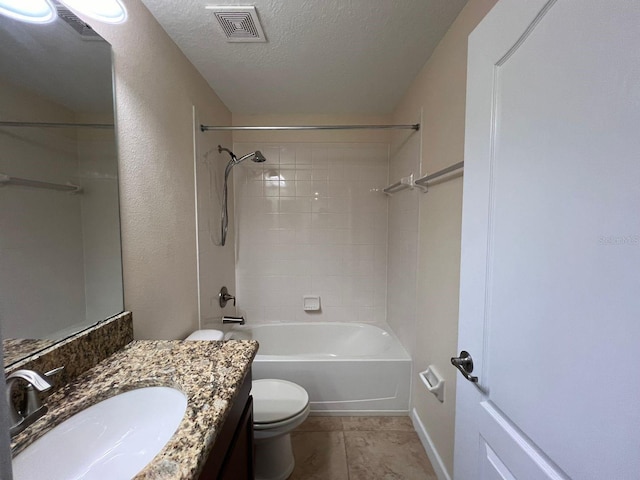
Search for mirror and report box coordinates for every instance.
[0,9,123,367]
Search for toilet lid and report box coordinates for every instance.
[252,379,309,424]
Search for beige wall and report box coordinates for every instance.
[88,0,233,340]
[391,0,498,476]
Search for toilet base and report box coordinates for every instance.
[254,433,295,480]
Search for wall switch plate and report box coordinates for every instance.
[303,295,320,311]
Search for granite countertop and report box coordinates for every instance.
[11,339,259,479]
[3,338,56,366]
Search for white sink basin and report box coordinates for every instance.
[13,386,187,480]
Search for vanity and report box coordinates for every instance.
[7,315,258,479]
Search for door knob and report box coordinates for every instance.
[451,351,478,383]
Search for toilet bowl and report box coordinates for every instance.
[252,379,310,480]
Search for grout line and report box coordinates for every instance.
[342,430,351,480]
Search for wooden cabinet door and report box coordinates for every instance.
[218,396,255,480]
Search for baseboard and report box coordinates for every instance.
[411,408,452,480]
[309,409,410,417]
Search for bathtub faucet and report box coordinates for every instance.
[219,286,236,308]
[223,315,245,325]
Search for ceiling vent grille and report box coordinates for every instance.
[53,1,103,40]
[207,6,267,43]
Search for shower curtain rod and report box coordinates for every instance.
[0,121,114,129]
[200,124,420,132]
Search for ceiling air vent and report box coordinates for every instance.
[54,1,103,40]
[206,6,267,43]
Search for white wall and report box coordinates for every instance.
[87,0,234,339]
[390,0,498,476]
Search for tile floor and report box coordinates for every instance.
[289,416,437,480]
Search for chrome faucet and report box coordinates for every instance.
[6,367,61,436]
[219,286,236,308]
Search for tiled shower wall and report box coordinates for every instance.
[234,142,389,324]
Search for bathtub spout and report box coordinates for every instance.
[222,315,245,325]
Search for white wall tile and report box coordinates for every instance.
[234,142,390,324]
[295,145,312,164]
[280,145,296,165]
[295,180,313,197]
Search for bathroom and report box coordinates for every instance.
[1,0,639,479]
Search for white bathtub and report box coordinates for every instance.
[226,322,411,414]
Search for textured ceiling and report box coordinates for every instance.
[140,0,468,114]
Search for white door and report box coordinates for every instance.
[455,1,640,479]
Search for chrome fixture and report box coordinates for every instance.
[0,173,82,194]
[0,121,113,129]
[217,145,266,246]
[382,162,464,196]
[414,161,464,190]
[219,286,236,308]
[451,351,478,383]
[201,124,420,131]
[382,173,427,195]
[222,315,245,325]
[5,367,62,436]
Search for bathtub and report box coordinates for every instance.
[225,322,411,414]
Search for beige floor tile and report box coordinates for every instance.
[345,431,437,480]
[341,416,415,432]
[290,431,349,480]
[295,416,344,432]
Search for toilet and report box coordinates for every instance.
[185,330,310,480]
[252,379,310,480]
[184,329,224,341]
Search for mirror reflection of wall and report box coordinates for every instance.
[0,8,124,365]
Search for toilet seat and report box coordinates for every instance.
[253,404,310,431]
[252,379,309,426]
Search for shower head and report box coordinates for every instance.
[218,145,266,166]
[235,150,266,165]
